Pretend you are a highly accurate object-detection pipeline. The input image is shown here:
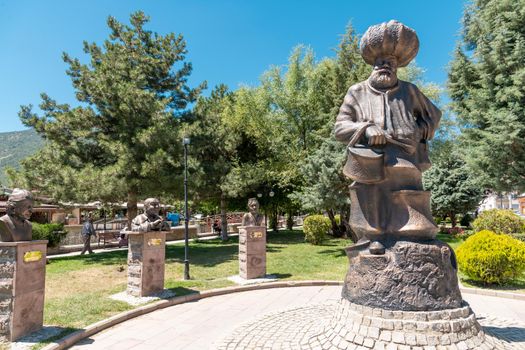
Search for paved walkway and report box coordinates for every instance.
[68,286,525,350]
[48,233,235,259]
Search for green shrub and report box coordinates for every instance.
[456,230,525,285]
[512,233,525,243]
[434,216,443,225]
[303,215,331,245]
[460,214,473,228]
[472,209,525,234]
[334,214,341,225]
[32,223,67,247]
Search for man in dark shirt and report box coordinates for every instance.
[80,214,96,255]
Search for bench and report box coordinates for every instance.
[97,231,123,248]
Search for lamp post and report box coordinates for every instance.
[269,190,276,231]
[183,137,191,280]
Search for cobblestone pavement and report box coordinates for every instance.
[68,286,525,350]
[214,302,525,350]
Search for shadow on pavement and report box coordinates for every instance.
[483,325,525,342]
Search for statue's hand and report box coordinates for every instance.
[365,125,386,146]
[151,219,162,228]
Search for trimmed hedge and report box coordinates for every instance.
[472,209,525,235]
[303,215,331,245]
[456,230,525,285]
[32,223,67,247]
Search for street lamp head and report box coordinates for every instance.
[183,137,191,145]
[269,191,275,197]
[257,193,263,198]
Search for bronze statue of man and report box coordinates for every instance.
[0,188,33,241]
[131,198,170,232]
[241,198,263,227]
[335,20,441,254]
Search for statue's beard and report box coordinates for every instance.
[370,70,398,90]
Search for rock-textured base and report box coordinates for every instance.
[127,231,166,297]
[344,239,462,311]
[0,240,47,342]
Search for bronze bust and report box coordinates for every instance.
[0,188,33,242]
[335,20,441,254]
[241,198,263,227]
[131,198,171,232]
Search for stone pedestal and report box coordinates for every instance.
[343,239,462,311]
[0,240,47,342]
[311,239,494,349]
[238,226,266,279]
[127,231,165,297]
[311,299,489,349]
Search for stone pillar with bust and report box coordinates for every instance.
[0,189,47,342]
[238,198,266,279]
[127,198,169,297]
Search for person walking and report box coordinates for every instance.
[81,214,96,255]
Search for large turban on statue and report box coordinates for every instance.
[359,20,419,67]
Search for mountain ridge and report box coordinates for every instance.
[0,129,44,185]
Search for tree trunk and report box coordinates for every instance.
[220,193,228,241]
[286,211,294,230]
[341,206,358,242]
[327,209,342,237]
[338,208,348,237]
[270,209,278,232]
[450,212,457,228]
[127,190,138,230]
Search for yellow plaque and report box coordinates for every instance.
[250,231,264,239]
[23,251,43,263]
[148,238,162,246]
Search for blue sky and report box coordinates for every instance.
[0,0,465,133]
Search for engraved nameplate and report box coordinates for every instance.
[23,251,42,262]
[148,238,162,246]
[249,231,263,239]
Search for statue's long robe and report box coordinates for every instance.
[335,79,441,241]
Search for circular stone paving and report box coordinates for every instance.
[214,302,525,350]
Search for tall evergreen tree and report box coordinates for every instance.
[423,145,483,227]
[448,0,525,191]
[12,12,205,224]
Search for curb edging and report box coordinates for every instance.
[40,280,342,350]
[460,286,525,301]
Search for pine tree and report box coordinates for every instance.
[448,0,525,191]
[12,12,204,223]
[423,145,483,227]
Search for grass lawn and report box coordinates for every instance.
[43,230,352,332]
[435,233,463,250]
